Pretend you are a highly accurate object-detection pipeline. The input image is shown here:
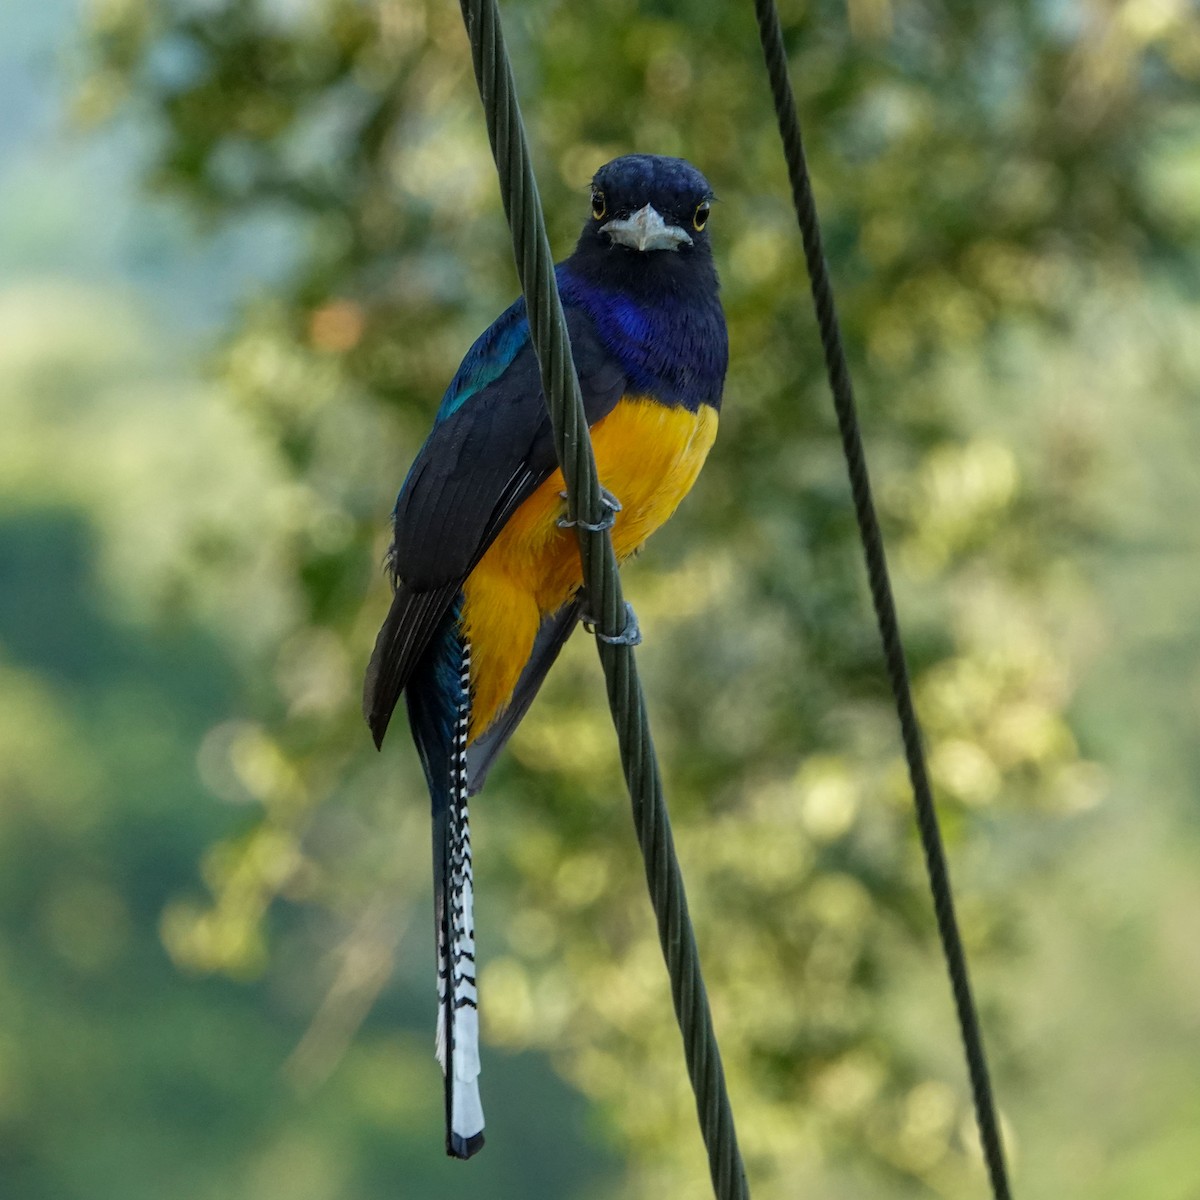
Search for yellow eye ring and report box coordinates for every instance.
[592,191,607,221]
[693,202,710,232]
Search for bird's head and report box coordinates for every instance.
[579,155,716,258]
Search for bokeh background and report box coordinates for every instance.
[3,0,1200,1197]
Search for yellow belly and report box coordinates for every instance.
[461,396,718,737]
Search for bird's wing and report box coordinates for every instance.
[364,302,625,747]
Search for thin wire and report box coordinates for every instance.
[454,2,750,1195]
[750,3,1013,1197]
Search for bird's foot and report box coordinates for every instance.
[557,486,622,532]
[582,600,642,647]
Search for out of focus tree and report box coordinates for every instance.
[0,281,615,1199]
[74,0,1200,1195]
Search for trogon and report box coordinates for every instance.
[363,154,728,1158]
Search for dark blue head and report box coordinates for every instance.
[561,155,726,409]
[567,156,719,303]
[575,155,716,261]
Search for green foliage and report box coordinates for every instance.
[0,281,618,1198]
[0,0,1191,1195]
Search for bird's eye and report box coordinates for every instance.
[693,202,711,232]
[592,191,607,221]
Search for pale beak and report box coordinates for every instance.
[601,204,693,252]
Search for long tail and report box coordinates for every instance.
[406,613,485,1158]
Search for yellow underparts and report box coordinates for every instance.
[461,396,718,738]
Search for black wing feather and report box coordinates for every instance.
[364,307,625,748]
[363,582,461,748]
[394,308,624,590]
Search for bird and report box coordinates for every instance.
[363,154,728,1159]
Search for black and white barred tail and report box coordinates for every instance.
[435,643,484,1158]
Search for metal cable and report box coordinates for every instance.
[750,3,1013,1197]
[455,2,749,1195]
